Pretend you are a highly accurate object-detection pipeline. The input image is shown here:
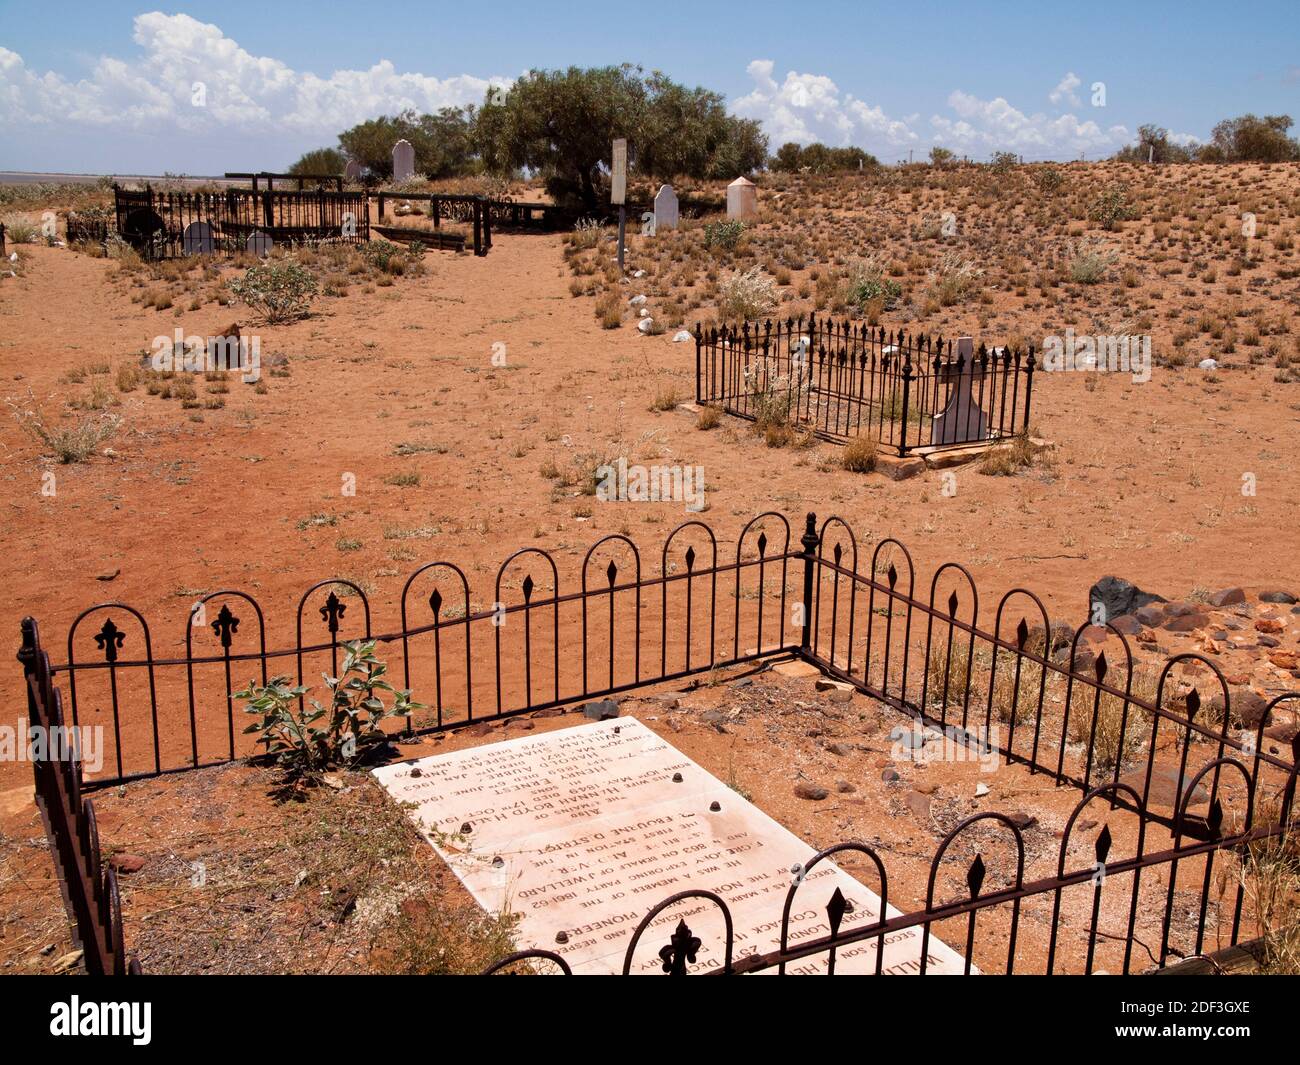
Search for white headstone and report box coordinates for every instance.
[726,176,758,221]
[392,139,415,183]
[181,221,214,255]
[653,184,679,231]
[344,159,363,183]
[244,230,273,257]
[373,717,973,975]
[930,337,990,446]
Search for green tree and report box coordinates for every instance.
[337,107,479,181]
[1201,114,1300,162]
[477,65,647,209]
[288,147,347,177]
[1113,124,1194,163]
[476,66,768,209]
[929,146,955,167]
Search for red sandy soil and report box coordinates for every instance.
[1,206,1297,971]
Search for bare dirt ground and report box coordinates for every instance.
[1,162,1298,972]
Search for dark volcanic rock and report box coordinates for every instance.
[1088,576,1167,623]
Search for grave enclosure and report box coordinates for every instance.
[696,315,1035,454]
[20,512,1300,976]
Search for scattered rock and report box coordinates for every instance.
[912,779,937,795]
[1269,651,1299,670]
[1088,576,1166,623]
[1163,614,1206,633]
[814,678,853,693]
[1198,358,1218,370]
[1121,766,1209,808]
[1260,590,1298,605]
[637,317,656,334]
[906,791,932,819]
[628,294,647,306]
[1109,615,1142,635]
[109,853,146,874]
[835,779,857,794]
[824,741,852,756]
[1008,812,1037,831]
[1208,587,1246,607]
[974,782,990,798]
[794,782,829,801]
[1255,618,1285,634]
[881,768,900,783]
[672,330,692,343]
[772,660,820,678]
[1133,603,1166,627]
[582,699,620,720]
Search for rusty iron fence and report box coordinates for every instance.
[111,184,370,259]
[695,316,1036,455]
[18,618,140,976]
[19,512,1299,974]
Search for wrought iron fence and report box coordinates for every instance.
[695,316,1036,454]
[112,184,370,259]
[19,512,1299,974]
[18,618,140,976]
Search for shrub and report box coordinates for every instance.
[237,640,421,782]
[718,267,777,321]
[704,219,746,250]
[7,390,121,463]
[1088,185,1135,231]
[1034,167,1064,193]
[1,216,37,244]
[841,434,877,472]
[842,256,902,312]
[928,252,984,306]
[362,239,411,274]
[1067,239,1120,284]
[228,257,319,323]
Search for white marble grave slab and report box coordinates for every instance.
[373,717,972,974]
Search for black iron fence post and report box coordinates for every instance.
[695,325,703,404]
[799,513,819,656]
[898,351,914,456]
[1022,348,1036,434]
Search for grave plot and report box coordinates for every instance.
[374,717,971,975]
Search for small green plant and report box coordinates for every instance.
[842,256,902,312]
[362,239,411,274]
[1088,185,1135,231]
[228,257,319,323]
[928,251,983,306]
[1034,167,1064,193]
[237,641,422,782]
[703,219,746,250]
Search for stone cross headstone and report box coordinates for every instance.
[181,221,214,256]
[392,139,415,183]
[344,159,362,183]
[726,176,758,221]
[245,230,273,257]
[930,337,989,446]
[653,184,679,231]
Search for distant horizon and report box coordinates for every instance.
[2,3,1298,173]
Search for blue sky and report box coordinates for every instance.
[2,1,1297,172]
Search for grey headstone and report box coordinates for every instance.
[653,184,679,230]
[181,221,214,255]
[344,159,363,182]
[392,139,415,183]
[245,230,273,257]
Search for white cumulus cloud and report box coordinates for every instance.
[0,12,509,136]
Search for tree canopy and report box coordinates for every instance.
[770,142,880,173]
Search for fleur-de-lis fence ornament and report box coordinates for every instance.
[211,603,240,649]
[94,618,125,663]
[320,591,346,635]
[658,919,701,976]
